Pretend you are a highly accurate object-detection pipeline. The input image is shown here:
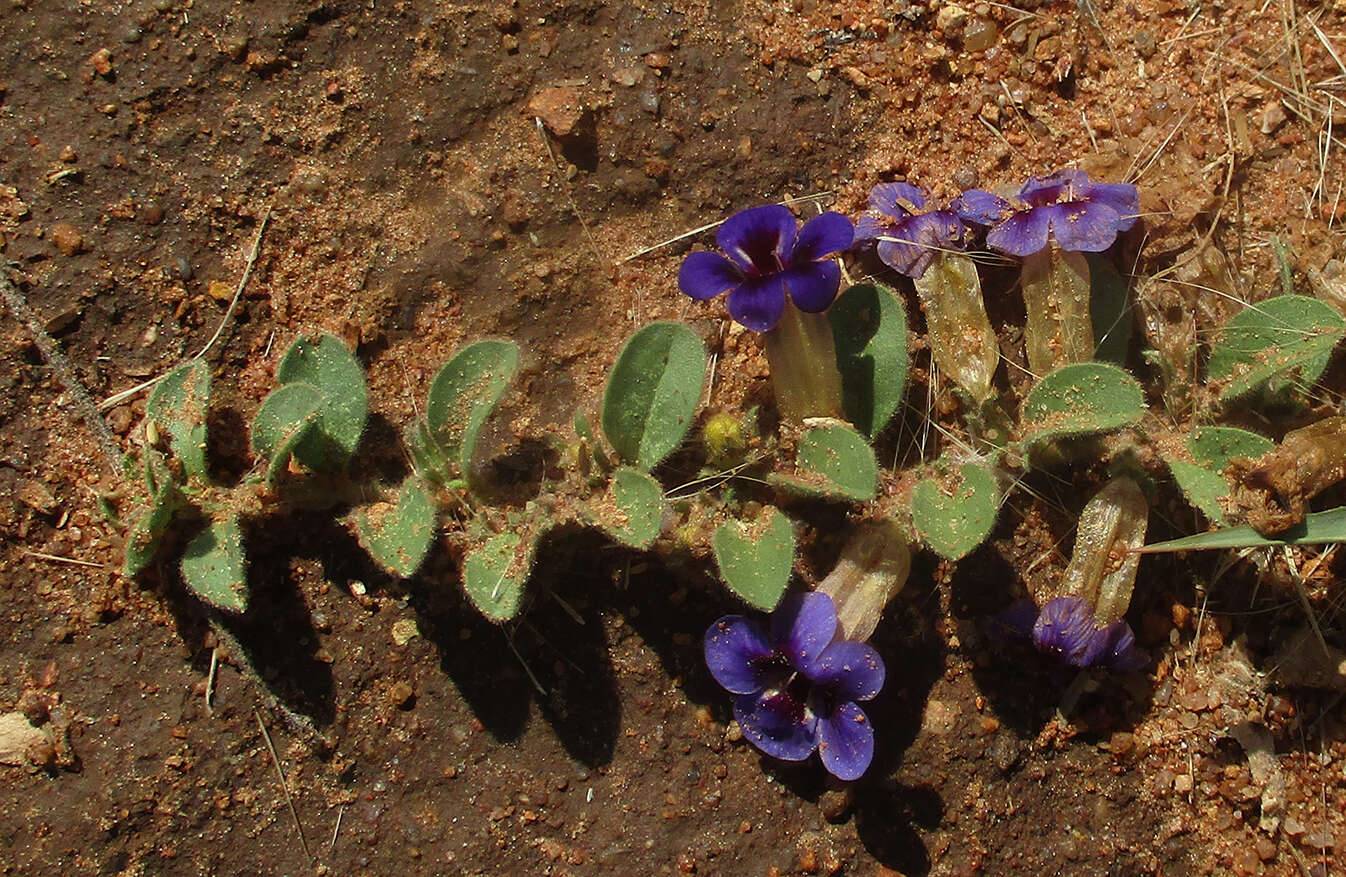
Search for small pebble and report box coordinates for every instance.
[388,681,415,709]
[89,48,114,76]
[48,223,84,256]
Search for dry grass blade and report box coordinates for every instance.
[621,192,836,263]
[255,709,313,862]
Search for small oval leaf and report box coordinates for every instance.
[1021,362,1145,444]
[181,515,248,613]
[602,322,707,470]
[773,420,878,501]
[911,460,999,560]
[463,531,534,622]
[829,283,909,436]
[351,478,437,578]
[146,360,212,482]
[276,334,369,470]
[712,506,795,610]
[251,383,324,482]
[426,339,520,485]
[598,467,664,550]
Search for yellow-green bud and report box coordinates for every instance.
[702,412,747,469]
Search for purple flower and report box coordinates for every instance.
[678,205,854,332]
[703,592,884,781]
[954,169,1139,257]
[997,596,1147,673]
[855,182,966,279]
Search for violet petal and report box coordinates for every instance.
[1032,596,1100,666]
[812,641,885,702]
[1083,182,1139,230]
[1048,201,1127,252]
[770,592,837,677]
[853,215,888,243]
[726,273,788,332]
[789,211,854,263]
[875,235,927,278]
[993,598,1040,640]
[704,615,775,695]
[1098,622,1148,673]
[1017,172,1070,207]
[717,205,797,274]
[816,700,875,781]
[952,189,1012,226]
[782,260,841,313]
[987,207,1051,256]
[733,691,819,762]
[868,182,925,219]
[678,251,743,301]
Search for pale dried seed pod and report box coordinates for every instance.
[1055,476,1148,626]
[815,518,911,641]
[1020,244,1094,376]
[913,252,999,402]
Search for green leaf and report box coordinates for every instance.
[713,506,796,610]
[1206,295,1346,401]
[1187,425,1274,473]
[463,531,535,622]
[146,360,212,482]
[426,339,520,487]
[602,322,706,470]
[828,283,909,436]
[772,420,878,501]
[911,460,999,560]
[351,478,437,578]
[180,514,248,613]
[1165,457,1231,523]
[405,419,452,485]
[250,383,323,483]
[276,333,369,471]
[1088,254,1133,366]
[1141,506,1346,553]
[1021,362,1146,444]
[123,481,180,577]
[597,467,664,550]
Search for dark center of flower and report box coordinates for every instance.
[758,672,814,727]
[737,226,786,276]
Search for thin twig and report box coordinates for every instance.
[99,206,272,411]
[2,265,123,475]
[255,709,313,862]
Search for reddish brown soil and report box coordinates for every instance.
[3,0,1345,874]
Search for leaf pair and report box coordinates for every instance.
[252,334,369,479]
